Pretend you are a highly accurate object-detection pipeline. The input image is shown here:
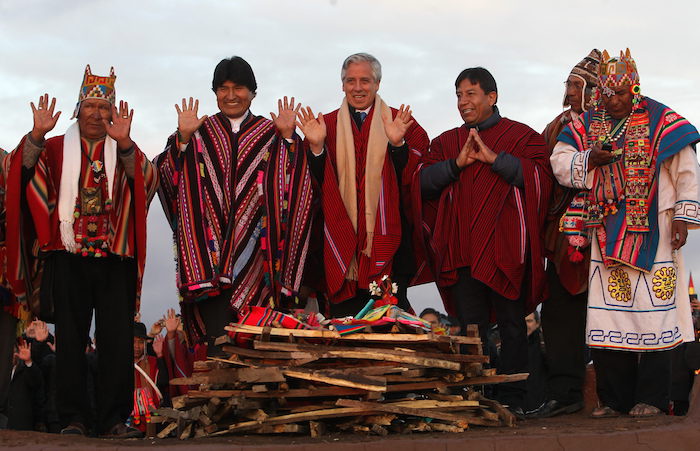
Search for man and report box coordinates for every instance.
[551,49,700,417]
[4,65,158,437]
[154,56,314,350]
[536,50,602,418]
[297,53,429,316]
[416,67,553,417]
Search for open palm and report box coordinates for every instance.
[382,104,414,147]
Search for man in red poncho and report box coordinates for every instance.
[4,65,158,437]
[416,67,552,417]
[297,53,429,317]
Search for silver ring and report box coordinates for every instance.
[122,115,128,118]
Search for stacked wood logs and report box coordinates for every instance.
[154,324,527,439]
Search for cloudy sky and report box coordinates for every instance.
[1,0,699,328]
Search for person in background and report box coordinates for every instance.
[536,50,601,419]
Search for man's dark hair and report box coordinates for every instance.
[212,56,257,93]
[455,67,498,95]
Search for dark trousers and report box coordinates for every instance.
[451,267,528,408]
[51,252,136,433]
[592,348,672,413]
[541,264,588,404]
[0,309,17,428]
[195,289,236,356]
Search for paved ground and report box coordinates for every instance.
[1,405,699,450]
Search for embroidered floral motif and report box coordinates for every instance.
[608,268,632,302]
[652,267,676,301]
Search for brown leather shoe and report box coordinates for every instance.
[60,422,88,435]
[101,422,143,439]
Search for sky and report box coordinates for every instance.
[1,0,699,328]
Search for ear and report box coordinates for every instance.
[602,50,610,62]
[488,90,498,106]
[85,64,92,75]
[110,66,116,77]
[625,48,631,59]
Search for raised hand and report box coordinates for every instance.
[164,308,180,337]
[15,339,32,364]
[175,97,207,144]
[152,335,164,358]
[466,128,497,165]
[381,104,414,147]
[271,96,301,140]
[33,320,49,343]
[104,100,134,150]
[149,320,164,338]
[30,94,61,142]
[296,106,326,155]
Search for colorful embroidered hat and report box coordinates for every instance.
[571,49,602,88]
[564,49,602,110]
[599,48,639,90]
[71,64,116,119]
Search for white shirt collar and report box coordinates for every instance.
[229,110,250,133]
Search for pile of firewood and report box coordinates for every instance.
[153,324,526,439]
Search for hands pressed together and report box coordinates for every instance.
[456,128,498,169]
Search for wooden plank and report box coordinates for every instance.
[253,341,461,370]
[170,367,286,385]
[335,399,471,425]
[384,373,529,392]
[222,345,313,360]
[186,386,366,399]
[476,394,516,427]
[224,324,481,344]
[212,407,375,434]
[156,422,177,439]
[283,368,386,392]
[387,399,479,409]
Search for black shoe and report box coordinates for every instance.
[534,399,584,418]
[60,422,88,436]
[101,423,143,439]
[507,405,526,421]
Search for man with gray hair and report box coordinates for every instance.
[297,53,429,316]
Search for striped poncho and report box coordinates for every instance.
[154,112,313,316]
[3,134,158,313]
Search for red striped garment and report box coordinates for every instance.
[4,135,157,312]
[317,107,429,304]
[415,119,553,315]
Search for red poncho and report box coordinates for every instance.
[414,118,553,315]
[317,105,429,304]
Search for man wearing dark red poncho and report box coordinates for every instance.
[416,67,553,417]
[297,53,429,317]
